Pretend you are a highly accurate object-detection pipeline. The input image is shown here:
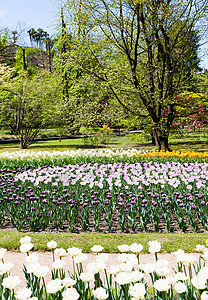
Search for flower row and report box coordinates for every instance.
[1,237,208,299]
[0,149,148,160]
[137,150,208,158]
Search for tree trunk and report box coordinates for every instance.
[22,48,27,71]
[19,128,39,149]
[152,127,171,151]
[151,133,156,146]
[20,135,26,149]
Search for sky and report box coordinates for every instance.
[0,0,58,43]
[0,0,208,69]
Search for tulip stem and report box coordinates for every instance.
[42,277,47,300]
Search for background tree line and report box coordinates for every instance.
[0,0,208,149]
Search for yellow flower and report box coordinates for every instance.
[206,239,208,247]
[137,150,207,159]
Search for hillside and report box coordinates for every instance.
[0,44,50,71]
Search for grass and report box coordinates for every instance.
[0,132,208,153]
[0,138,84,152]
[0,232,207,253]
[0,136,150,153]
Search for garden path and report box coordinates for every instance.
[5,251,201,288]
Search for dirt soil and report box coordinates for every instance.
[0,206,207,234]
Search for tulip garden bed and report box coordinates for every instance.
[0,149,207,234]
[0,149,208,299]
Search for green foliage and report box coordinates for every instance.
[0,70,63,148]
[14,47,43,74]
[0,29,8,49]
[173,91,208,135]
[98,125,114,144]
[80,126,99,146]
[80,125,114,146]
[127,132,151,144]
[59,0,207,151]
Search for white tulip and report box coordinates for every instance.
[80,272,94,282]
[174,272,188,282]
[26,262,40,274]
[54,248,67,257]
[191,276,207,290]
[126,254,138,265]
[117,253,129,263]
[129,271,144,282]
[86,262,106,274]
[119,263,133,272]
[148,240,161,254]
[25,253,39,264]
[93,287,108,300]
[20,243,34,253]
[198,267,208,279]
[62,277,76,287]
[156,259,169,267]
[52,259,66,270]
[33,265,50,278]
[195,244,207,254]
[115,272,132,285]
[62,287,80,300]
[181,254,197,265]
[74,253,88,264]
[20,236,32,244]
[154,278,170,292]
[0,248,7,260]
[47,240,57,249]
[117,244,130,253]
[129,282,146,299]
[201,291,208,300]
[46,278,63,294]
[129,243,143,254]
[155,266,170,277]
[96,254,109,263]
[107,265,120,275]
[202,252,208,261]
[91,245,104,253]
[67,247,82,257]
[174,282,186,294]
[2,275,21,290]
[139,263,156,274]
[15,287,32,300]
[172,249,185,260]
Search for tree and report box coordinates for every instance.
[0,28,27,70]
[173,91,208,133]
[0,29,8,49]
[28,28,49,49]
[64,72,123,132]
[27,28,56,72]
[0,67,62,148]
[61,0,207,150]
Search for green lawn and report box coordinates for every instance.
[0,232,207,253]
[0,132,208,153]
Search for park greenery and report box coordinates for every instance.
[0,0,208,150]
[0,69,62,148]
